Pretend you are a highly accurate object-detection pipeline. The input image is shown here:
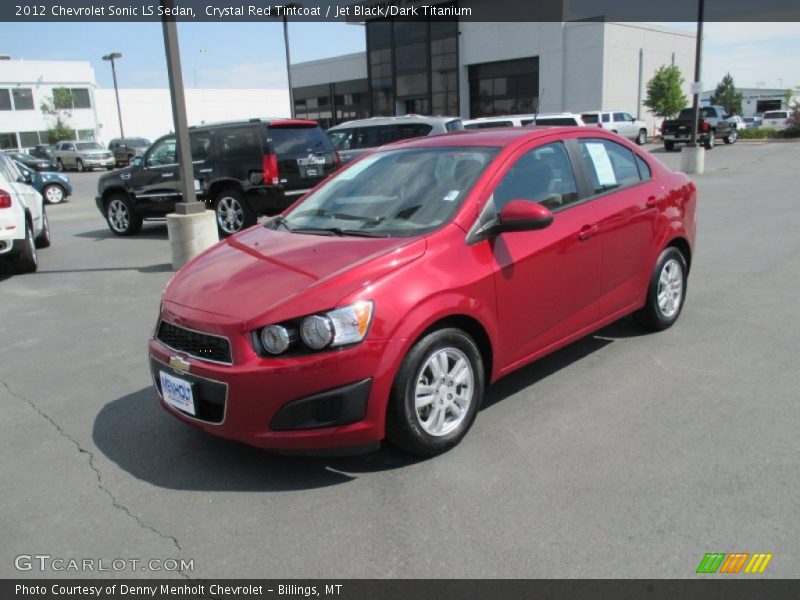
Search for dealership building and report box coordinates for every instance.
[291,21,697,132]
[0,58,288,150]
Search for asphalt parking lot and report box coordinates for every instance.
[1,140,799,579]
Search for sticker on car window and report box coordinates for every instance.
[443,190,460,202]
[584,142,617,187]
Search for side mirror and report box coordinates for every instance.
[467,199,553,244]
[496,200,553,233]
[132,156,143,169]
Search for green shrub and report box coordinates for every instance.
[738,128,772,139]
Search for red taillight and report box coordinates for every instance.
[0,189,12,209]
[701,120,710,132]
[262,154,279,185]
[334,151,342,168]
[660,121,666,133]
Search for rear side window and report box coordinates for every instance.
[445,119,464,132]
[581,114,599,124]
[579,139,644,193]
[190,132,212,161]
[602,113,610,123]
[467,121,513,129]
[763,111,787,119]
[396,123,433,140]
[492,142,579,212]
[328,129,354,150]
[268,126,332,155]
[219,127,262,159]
[534,117,578,126]
[635,154,651,180]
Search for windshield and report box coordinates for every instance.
[76,142,103,151]
[129,138,150,147]
[282,146,499,237]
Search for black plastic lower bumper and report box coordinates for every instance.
[270,378,372,431]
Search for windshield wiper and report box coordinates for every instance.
[292,208,384,225]
[291,227,389,238]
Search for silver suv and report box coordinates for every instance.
[54,141,115,172]
[326,115,463,164]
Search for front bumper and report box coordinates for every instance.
[148,303,406,451]
[81,156,116,168]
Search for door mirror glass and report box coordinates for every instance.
[131,156,143,169]
[497,200,553,233]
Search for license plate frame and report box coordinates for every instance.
[159,370,196,416]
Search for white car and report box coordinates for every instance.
[463,113,585,129]
[761,110,791,130]
[726,115,747,131]
[581,110,649,145]
[0,152,50,274]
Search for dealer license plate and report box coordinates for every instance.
[159,370,196,415]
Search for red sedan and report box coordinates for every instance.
[149,127,696,456]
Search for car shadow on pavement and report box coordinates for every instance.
[92,317,647,492]
[77,222,169,240]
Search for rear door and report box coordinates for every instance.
[266,123,338,197]
[575,137,662,317]
[613,112,636,138]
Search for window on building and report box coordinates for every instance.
[0,133,17,149]
[71,88,91,109]
[469,58,539,118]
[19,131,41,148]
[77,129,96,141]
[52,87,92,110]
[0,90,11,111]
[12,88,34,110]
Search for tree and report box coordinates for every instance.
[40,88,76,143]
[710,73,743,115]
[644,65,688,119]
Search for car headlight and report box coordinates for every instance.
[256,301,374,356]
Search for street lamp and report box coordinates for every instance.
[102,52,125,139]
[271,4,302,118]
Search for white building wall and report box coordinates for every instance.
[291,52,367,88]
[601,23,696,132]
[94,88,290,143]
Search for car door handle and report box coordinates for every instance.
[161,172,174,177]
[646,195,658,208]
[578,224,598,241]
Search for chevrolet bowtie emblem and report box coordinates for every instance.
[169,355,191,374]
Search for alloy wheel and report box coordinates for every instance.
[216,196,244,234]
[657,258,684,318]
[44,185,64,204]
[108,199,130,233]
[414,348,474,437]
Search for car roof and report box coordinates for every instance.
[382,126,594,150]
[329,115,461,130]
[188,117,318,130]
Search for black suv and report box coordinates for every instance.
[95,118,339,236]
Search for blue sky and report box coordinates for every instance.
[2,21,798,91]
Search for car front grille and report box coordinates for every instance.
[156,321,233,364]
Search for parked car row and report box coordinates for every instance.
[1,151,72,204]
[148,125,696,455]
[0,152,51,274]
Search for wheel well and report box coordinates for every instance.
[668,237,692,271]
[208,180,244,199]
[101,187,129,207]
[419,315,493,382]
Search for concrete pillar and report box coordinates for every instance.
[166,210,219,270]
[680,146,705,175]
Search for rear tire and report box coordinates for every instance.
[56,158,65,172]
[12,223,38,274]
[663,141,675,152]
[76,159,85,172]
[704,130,716,150]
[724,129,738,144]
[386,328,484,456]
[105,193,142,236]
[636,129,647,145]
[213,187,255,237]
[634,247,688,332]
[42,183,65,205]
[35,209,51,248]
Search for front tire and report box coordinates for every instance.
[634,247,688,331]
[386,328,484,456]
[636,129,647,145]
[105,194,142,236]
[12,223,38,274]
[724,129,738,144]
[213,187,255,237]
[42,183,65,204]
[76,159,85,172]
[56,158,65,172]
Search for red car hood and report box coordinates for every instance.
[164,227,427,326]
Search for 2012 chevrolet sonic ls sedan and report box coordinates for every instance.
[149,127,696,456]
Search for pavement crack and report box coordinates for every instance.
[1,379,189,579]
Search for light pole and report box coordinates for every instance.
[102,52,125,139]
[271,4,302,118]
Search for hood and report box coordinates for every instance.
[164,227,427,326]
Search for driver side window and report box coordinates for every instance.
[146,138,177,167]
[492,142,579,213]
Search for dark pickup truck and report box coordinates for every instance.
[661,105,738,151]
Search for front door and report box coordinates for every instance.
[131,136,180,215]
[488,139,602,372]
